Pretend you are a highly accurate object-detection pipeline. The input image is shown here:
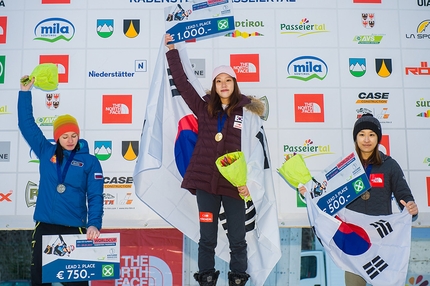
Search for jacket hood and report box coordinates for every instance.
[379,150,391,163]
[244,95,265,117]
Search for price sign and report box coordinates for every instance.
[302,151,371,216]
[164,0,234,44]
[42,233,120,283]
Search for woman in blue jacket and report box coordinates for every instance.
[19,76,104,286]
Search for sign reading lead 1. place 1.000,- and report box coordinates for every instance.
[41,233,120,283]
[164,0,235,44]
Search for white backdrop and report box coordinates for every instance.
[1,0,430,229]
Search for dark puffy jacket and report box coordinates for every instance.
[346,151,415,216]
[166,49,264,200]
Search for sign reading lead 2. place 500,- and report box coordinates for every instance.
[165,0,234,44]
[42,233,120,283]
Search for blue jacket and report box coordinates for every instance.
[18,91,104,229]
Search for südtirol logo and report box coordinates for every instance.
[102,95,132,124]
[294,94,324,122]
[123,19,139,38]
[34,18,75,43]
[39,55,69,83]
[94,141,112,161]
[0,55,5,84]
[349,58,366,77]
[287,56,328,81]
[230,54,260,82]
[97,19,114,38]
[280,18,329,37]
[225,19,264,38]
[0,16,7,44]
[416,98,430,118]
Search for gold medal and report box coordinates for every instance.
[215,132,223,142]
[361,191,370,200]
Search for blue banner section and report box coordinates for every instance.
[317,173,371,216]
[166,16,234,43]
[42,259,119,283]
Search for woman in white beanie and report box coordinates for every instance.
[164,33,270,286]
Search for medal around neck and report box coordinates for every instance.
[57,184,66,193]
[361,191,370,200]
[215,132,223,142]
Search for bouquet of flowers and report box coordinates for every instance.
[20,63,59,91]
[215,151,251,202]
[277,153,312,188]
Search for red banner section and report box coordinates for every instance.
[92,229,183,286]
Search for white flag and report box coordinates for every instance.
[133,38,281,286]
[305,191,412,286]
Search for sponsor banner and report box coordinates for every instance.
[165,0,234,43]
[91,229,183,286]
[302,151,371,216]
[42,233,120,283]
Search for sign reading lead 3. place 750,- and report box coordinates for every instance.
[164,0,234,44]
[42,233,120,283]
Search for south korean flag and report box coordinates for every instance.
[305,191,412,286]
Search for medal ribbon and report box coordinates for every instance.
[57,150,77,186]
[217,112,228,134]
[365,164,373,178]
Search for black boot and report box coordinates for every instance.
[228,272,250,286]
[193,270,220,286]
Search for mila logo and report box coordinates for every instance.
[34,18,75,43]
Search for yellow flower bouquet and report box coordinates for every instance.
[215,151,251,202]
